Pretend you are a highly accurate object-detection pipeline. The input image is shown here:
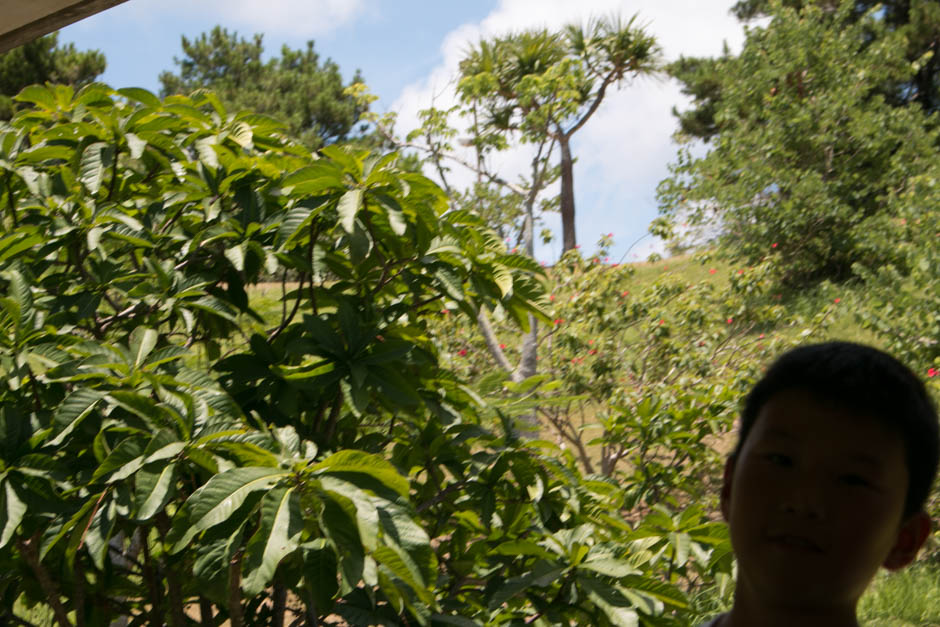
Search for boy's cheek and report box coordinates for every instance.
[720,457,736,522]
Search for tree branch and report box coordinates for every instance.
[18,533,73,627]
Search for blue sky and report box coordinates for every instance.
[60,0,748,263]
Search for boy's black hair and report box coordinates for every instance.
[733,341,939,518]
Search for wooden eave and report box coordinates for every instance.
[0,0,129,54]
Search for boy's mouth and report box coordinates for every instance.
[766,533,823,553]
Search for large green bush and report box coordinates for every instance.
[0,84,733,626]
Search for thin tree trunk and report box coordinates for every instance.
[272,580,287,626]
[18,534,72,627]
[228,550,245,627]
[558,134,577,253]
[199,597,215,626]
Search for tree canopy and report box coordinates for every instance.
[659,0,940,287]
[457,15,661,252]
[0,32,105,120]
[159,26,367,149]
[672,0,940,141]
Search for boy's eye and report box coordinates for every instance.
[839,473,872,488]
[764,453,793,467]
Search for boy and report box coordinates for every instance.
[703,342,939,627]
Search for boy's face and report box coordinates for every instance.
[721,388,926,615]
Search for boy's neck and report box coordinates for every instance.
[722,595,860,627]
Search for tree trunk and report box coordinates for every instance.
[558,133,577,253]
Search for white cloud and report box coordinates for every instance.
[389,0,747,262]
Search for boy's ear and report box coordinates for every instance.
[720,456,735,522]
[883,510,931,570]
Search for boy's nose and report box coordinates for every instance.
[778,479,826,520]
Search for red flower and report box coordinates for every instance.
[549,294,555,301]
[442,309,450,315]
[659,319,665,326]
[709,269,717,274]
[588,340,594,345]
[727,317,733,324]
[737,269,745,275]
[589,349,598,355]
[499,343,507,350]
[607,232,614,238]
[621,290,629,297]
[458,349,468,357]
[771,242,778,248]
[928,368,938,378]
[554,318,563,326]
[759,333,765,339]
[834,298,841,304]
[604,257,610,263]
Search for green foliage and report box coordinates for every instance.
[159,26,367,149]
[0,33,105,120]
[730,0,940,115]
[659,0,940,287]
[858,560,940,626]
[0,82,733,626]
[457,14,661,252]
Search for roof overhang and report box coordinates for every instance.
[0,0,129,54]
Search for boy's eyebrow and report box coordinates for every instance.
[844,452,884,469]
[763,428,886,469]
[763,427,798,440]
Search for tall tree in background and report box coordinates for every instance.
[0,32,105,120]
[658,0,940,287]
[458,15,660,253]
[672,0,940,140]
[159,26,367,148]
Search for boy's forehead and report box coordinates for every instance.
[752,388,901,451]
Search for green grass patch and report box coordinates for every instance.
[859,561,940,626]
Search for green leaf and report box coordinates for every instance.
[125,132,147,159]
[79,142,107,195]
[312,450,409,499]
[493,266,513,298]
[49,389,105,447]
[303,542,339,616]
[130,327,158,369]
[580,576,639,627]
[318,477,379,552]
[117,87,162,108]
[225,243,245,272]
[172,466,286,552]
[196,137,219,169]
[372,544,434,605]
[0,480,27,548]
[84,495,117,570]
[229,121,253,149]
[338,188,363,233]
[0,230,44,264]
[277,199,329,248]
[135,461,177,521]
[319,493,364,589]
[621,575,688,610]
[91,437,145,483]
[487,563,566,610]
[242,488,303,595]
[14,85,56,110]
